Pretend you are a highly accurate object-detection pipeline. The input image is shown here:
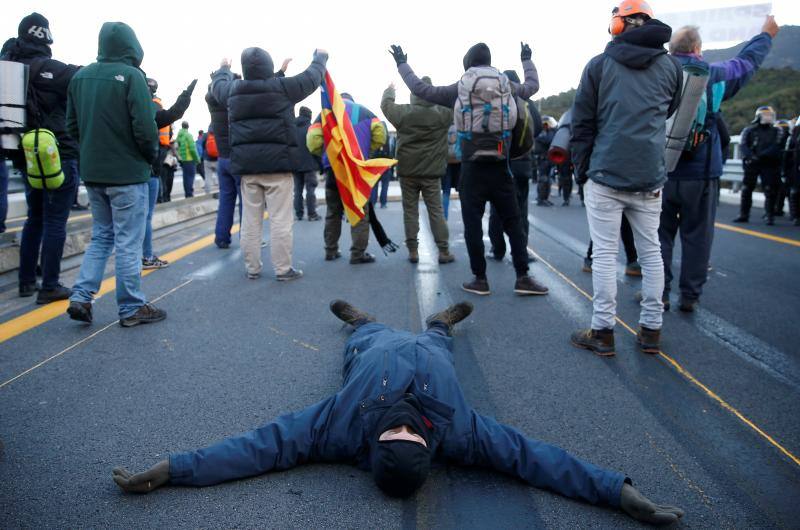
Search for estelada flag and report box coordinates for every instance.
[320,71,396,225]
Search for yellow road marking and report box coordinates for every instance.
[714,222,800,248]
[532,250,800,469]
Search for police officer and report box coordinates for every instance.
[734,106,787,225]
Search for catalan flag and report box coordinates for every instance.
[320,72,396,225]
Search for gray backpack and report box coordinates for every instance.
[454,66,517,161]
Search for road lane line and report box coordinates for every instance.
[714,222,800,247]
[531,250,800,469]
[0,279,193,390]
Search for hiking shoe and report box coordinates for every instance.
[438,251,455,264]
[330,299,376,327]
[119,304,167,327]
[462,276,490,296]
[67,301,93,323]
[679,296,698,313]
[276,268,303,282]
[350,252,376,264]
[247,272,261,280]
[19,282,40,298]
[571,328,615,356]
[36,284,71,305]
[732,215,749,223]
[425,301,474,334]
[142,256,169,270]
[582,258,593,273]
[514,275,549,296]
[637,326,661,354]
[562,200,570,207]
[625,261,642,277]
[408,249,419,264]
[308,213,321,221]
[325,250,342,261]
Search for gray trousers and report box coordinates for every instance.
[400,176,449,252]
[659,179,718,301]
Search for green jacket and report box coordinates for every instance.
[66,22,158,185]
[176,128,199,162]
[381,83,452,178]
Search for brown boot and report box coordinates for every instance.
[438,251,455,264]
[408,248,419,264]
[637,326,661,354]
[571,328,615,356]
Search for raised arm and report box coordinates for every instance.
[281,50,328,104]
[391,45,459,108]
[510,43,540,100]
[156,79,197,129]
[211,61,236,107]
[380,84,406,129]
[712,17,777,101]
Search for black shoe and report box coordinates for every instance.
[624,261,642,277]
[536,200,550,207]
[765,217,775,226]
[514,275,549,295]
[582,257,592,273]
[308,213,321,221]
[119,304,167,327]
[425,301,474,334]
[216,241,231,249]
[142,256,169,270]
[678,296,698,313]
[330,299,375,327]
[36,284,71,305]
[561,200,570,207]
[775,210,785,217]
[67,301,93,323]
[732,215,749,223]
[544,200,555,206]
[462,276,490,295]
[295,214,303,221]
[571,328,615,356]
[19,282,40,298]
[350,252,375,264]
[486,250,504,261]
[276,268,303,282]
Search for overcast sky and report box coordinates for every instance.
[3,0,798,134]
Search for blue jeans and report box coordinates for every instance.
[181,161,196,198]
[214,158,241,246]
[0,157,8,232]
[142,176,160,259]
[70,182,148,318]
[19,159,79,289]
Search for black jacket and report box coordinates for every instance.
[205,88,231,159]
[740,123,785,165]
[291,112,319,173]
[2,38,80,160]
[211,48,327,175]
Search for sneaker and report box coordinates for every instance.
[570,328,615,356]
[408,249,419,264]
[678,296,698,313]
[119,303,167,327]
[308,213,321,221]
[582,257,592,273]
[486,249,504,261]
[438,251,455,264]
[261,240,268,248]
[625,261,642,277]
[19,282,40,298]
[67,301,93,323]
[276,268,303,282]
[350,252,376,264]
[732,215,749,223]
[247,271,261,280]
[462,276,490,296]
[514,275,549,296]
[325,251,342,261]
[637,326,661,354]
[295,214,303,221]
[216,241,231,249]
[329,299,375,327]
[561,200,570,207]
[142,256,170,270]
[36,284,71,305]
[425,301,474,334]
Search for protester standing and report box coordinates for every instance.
[176,121,199,198]
[201,130,219,195]
[206,84,241,248]
[442,125,460,220]
[291,106,320,221]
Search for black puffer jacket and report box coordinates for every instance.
[291,110,320,173]
[205,86,231,159]
[211,48,327,175]
[1,38,80,160]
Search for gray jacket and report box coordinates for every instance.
[571,20,682,192]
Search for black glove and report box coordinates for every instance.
[520,42,532,61]
[112,460,170,494]
[183,79,197,96]
[620,483,684,526]
[389,45,407,66]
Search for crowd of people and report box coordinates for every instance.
[0,3,794,525]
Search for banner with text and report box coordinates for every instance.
[661,3,772,45]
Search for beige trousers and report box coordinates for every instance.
[241,173,294,276]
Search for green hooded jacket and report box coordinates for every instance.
[176,128,199,162]
[381,79,452,179]
[66,22,158,185]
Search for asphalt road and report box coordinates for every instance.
[0,193,798,529]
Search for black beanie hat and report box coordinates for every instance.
[463,43,491,71]
[18,13,53,45]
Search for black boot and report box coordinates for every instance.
[789,189,799,222]
[764,188,776,226]
[734,188,753,223]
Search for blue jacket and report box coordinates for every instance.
[669,33,773,180]
[169,324,626,507]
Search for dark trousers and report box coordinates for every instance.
[460,161,529,277]
[740,162,780,219]
[214,158,241,246]
[557,164,573,203]
[19,159,79,289]
[160,165,175,202]
[488,159,531,258]
[586,213,638,264]
[293,171,318,218]
[536,159,551,201]
[181,161,196,198]
[370,169,391,207]
[0,158,8,232]
[659,179,718,301]
[442,163,461,220]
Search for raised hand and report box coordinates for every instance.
[112,460,170,494]
[520,42,532,61]
[280,58,292,73]
[184,79,197,95]
[761,15,779,38]
[389,45,407,66]
[620,483,684,526]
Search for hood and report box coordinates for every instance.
[1,36,51,61]
[97,22,144,67]
[463,42,491,71]
[241,47,274,80]
[605,19,672,69]
[411,76,434,107]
